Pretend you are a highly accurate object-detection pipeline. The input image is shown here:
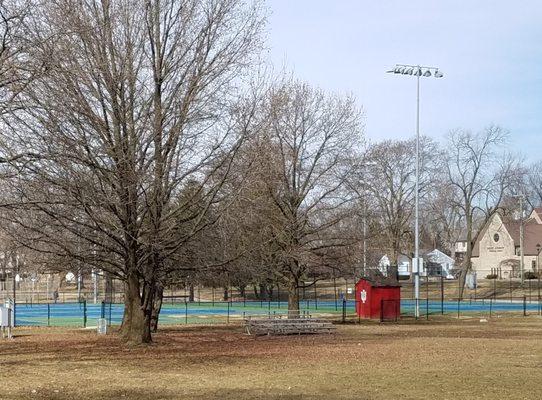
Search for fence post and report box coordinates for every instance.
[333,276,338,311]
[314,283,317,310]
[523,295,527,316]
[83,299,87,328]
[457,297,460,319]
[380,299,384,323]
[440,275,444,315]
[358,302,361,324]
[109,302,112,327]
[342,299,346,323]
[489,298,493,318]
[538,273,541,315]
[101,300,105,319]
[426,297,429,320]
[227,301,230,324]
[185,301,188,324]
[510,274,512,303]
[47,303,50,327]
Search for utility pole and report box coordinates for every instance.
[514,194,525,285]
[519,195,525,286]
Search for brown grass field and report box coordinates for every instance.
[1,316,541,400]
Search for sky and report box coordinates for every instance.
[265,0,542,161]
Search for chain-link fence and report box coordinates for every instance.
[9,296,541,328]
[4,275,541,328]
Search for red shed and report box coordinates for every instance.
[355,278,401,320]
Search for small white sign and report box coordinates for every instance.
[360,289,367,303]
[347,288,353,294]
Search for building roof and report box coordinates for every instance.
[503,219,542,256]
[425,249,454,263]
[472,207,542,257]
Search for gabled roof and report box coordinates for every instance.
[425,249,454,263]
[503,218,542,255]
[530,207,542,224]
[472,208,542,257]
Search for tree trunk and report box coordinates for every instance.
[459,211,474,299]
[266,284,273,301]
[150,284,164,333]
[188,284,195,302]
[287,280,300,318]
[253,285,259,299]
[119,273,149,344]
[104,272,113,303]
[141,281,155,343]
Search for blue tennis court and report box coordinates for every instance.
[12,299,542,327]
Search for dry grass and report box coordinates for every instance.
[1,316,541,400]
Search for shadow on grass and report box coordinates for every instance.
[11,387,345,400]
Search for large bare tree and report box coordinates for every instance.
[445,125,523,297]
[0,0,264,343]
[253,80,363,317]
[362,137,439,266]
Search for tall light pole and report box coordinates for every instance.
[387,64,444,318]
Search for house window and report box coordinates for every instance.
[532,260,536,270]
[515,246,520,256]
[493,233,500,243]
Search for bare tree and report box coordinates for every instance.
[445,125,523,297]
[251,80,363,317]
[424,180,463,256]
[362,137,439,266]
[0,0,264,343]
[526,161,542,207]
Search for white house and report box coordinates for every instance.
[378,250,453,278]
[424,249,455,277]
[378,254,423,277]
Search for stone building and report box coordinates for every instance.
[471,207,542,278]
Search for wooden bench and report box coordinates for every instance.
[244,317,336,336]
